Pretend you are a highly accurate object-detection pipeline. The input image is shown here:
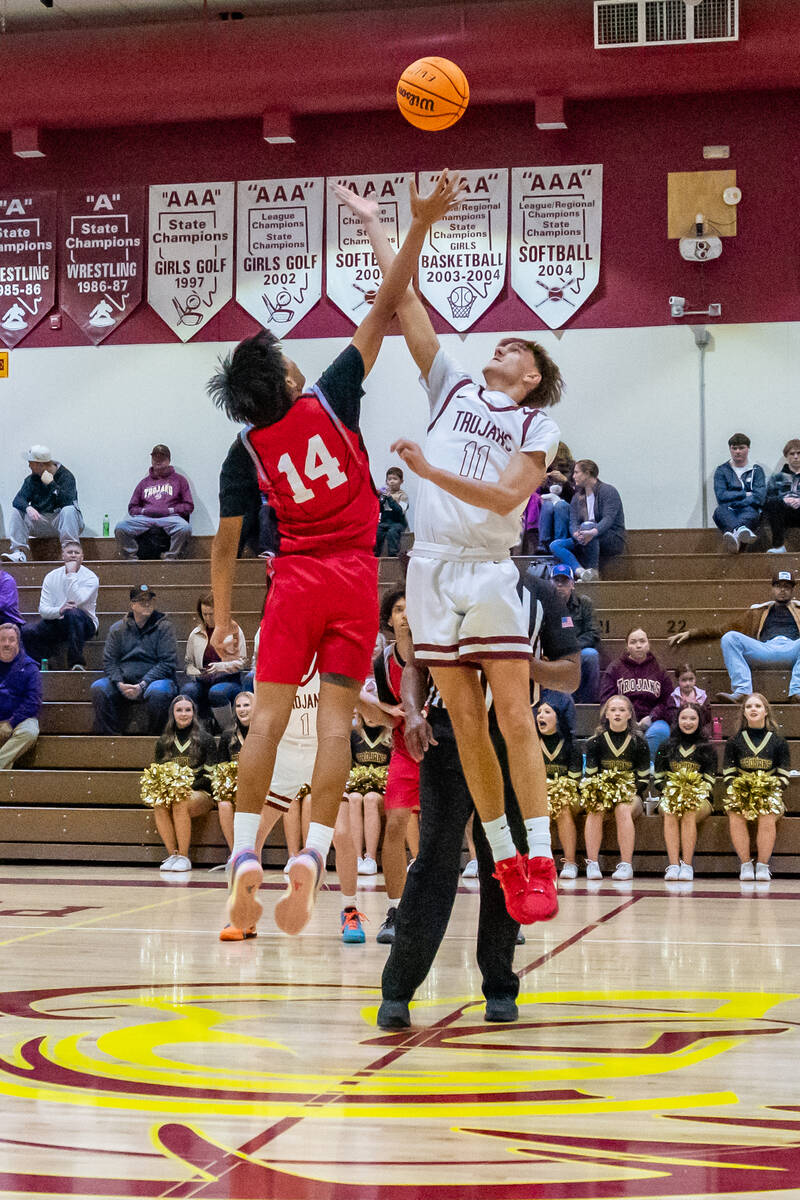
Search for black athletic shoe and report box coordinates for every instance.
[377,999,411,1030]
[376,906,397,944]
[515,929,526,945]
[484,997,519,1023]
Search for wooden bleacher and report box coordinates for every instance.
[1,532,799,874]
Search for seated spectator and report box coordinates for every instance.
[517,490,541,556]
[535,699,582,880]
[713,433,765,554]
[140,694,215,873]
[669,569,800,703]
[723,692,789,882]
[114,445,194,561]
[21,541,98,670]
[546,564,601,702]
[91,584,178,734]
[0,569,24,628]
[766,439,800,555]
[0,623,41,769]
[654,702,716,881]
[550,459,625,581]
[600,627,674,759]
[183,591,246,728]
[346,712,391,876]
[2,445,83,564]
[537,441,575,550]
[581,695,650,880]
[665,662,712,731]
[375,466,409,556]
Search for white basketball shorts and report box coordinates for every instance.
[267,739,314,811]
[406,553,531,666]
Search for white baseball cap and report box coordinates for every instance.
[24,445,53,462]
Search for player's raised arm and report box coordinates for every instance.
[392,440,548,518]
[348,170,464,378]
[332,182,442,381]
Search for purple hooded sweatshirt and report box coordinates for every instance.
[599,652,675,723]
[0,571,24,627]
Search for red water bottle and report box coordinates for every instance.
[712,716,722,742]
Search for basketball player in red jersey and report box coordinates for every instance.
[208,170,465,937]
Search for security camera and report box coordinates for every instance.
[669,296,686,317]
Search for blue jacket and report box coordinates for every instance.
[0,650,42,726]
[568,481,626,543]
[766,464,800,504]
[713,461,766,510]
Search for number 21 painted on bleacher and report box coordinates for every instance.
[277,434,347,503]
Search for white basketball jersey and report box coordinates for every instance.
[414,347,560,557]
[271,670,318,800]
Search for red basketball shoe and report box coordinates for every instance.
[525,856,559,922]
[493,851,532,924]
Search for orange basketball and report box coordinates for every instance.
[396,57,469,131]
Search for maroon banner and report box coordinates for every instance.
[59,188,145,345]
[0,191,56,349]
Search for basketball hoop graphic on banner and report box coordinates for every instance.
[418,168,508,332]
[511,165,602,329]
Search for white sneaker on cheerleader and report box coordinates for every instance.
[462,858,479,878]
[678,861,694,881]
[559,861,578,880]
[612,862,634,880]
[274,848,324,935]
[358,855,378,876]
[585,860,602,880]
[664,863,681,881]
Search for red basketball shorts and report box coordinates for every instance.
[384,740,420,812]
[256,551,379,686]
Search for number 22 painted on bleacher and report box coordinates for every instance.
[277,434,348,503]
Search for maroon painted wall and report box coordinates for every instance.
[3,87,799,349]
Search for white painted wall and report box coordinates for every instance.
[2,321,797,537]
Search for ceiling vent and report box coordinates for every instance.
[594,0,738,47]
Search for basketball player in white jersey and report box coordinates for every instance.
[334,184,564,927]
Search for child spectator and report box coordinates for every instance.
[723,692,789,881]
[666,663,712,732]
[140,694,215,873]
[375,466,410,556]
[535,700,582,880]
[600,628,675,760]
[346,713,392,876]
[581,695,651,880]
[654,702,716,881]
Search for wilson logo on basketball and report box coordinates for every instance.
[396,85,434,112]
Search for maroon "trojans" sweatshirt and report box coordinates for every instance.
[599,652,674,723]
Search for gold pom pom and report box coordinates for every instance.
[548,774,579,818]
[140,761,195,808]
[210,760,238,806]
[724,771,785,820]
[660,764,713,817]
[580,769,636,813]
[346,764,389,796]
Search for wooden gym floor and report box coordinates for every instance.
[1,866,800,1198]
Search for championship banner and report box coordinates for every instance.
[417,168,508,332]
[511,164,603,329]
[147,182,234,341]
[236,178,323,337]
[0,191,56,349]
[325,173,412,326]
[59,188,144,345]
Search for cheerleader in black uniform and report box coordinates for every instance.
[582,695,651,880]
[141,695,216,872]
[723,692,790,881]
[535,701,582,880]
[654,702,717,881]
[346,715,392,875]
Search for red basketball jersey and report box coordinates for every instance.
[244,388,378,556]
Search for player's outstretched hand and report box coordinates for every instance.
[330,181,380,224]
[391,438,431,480]
[409,169,466,227]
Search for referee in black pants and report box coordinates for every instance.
[378,572,580,1029]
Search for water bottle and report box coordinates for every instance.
[40,658,48,672]
[102,513,110,538]
[712,716,722,741]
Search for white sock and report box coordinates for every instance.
[341,894,357,909]
[305,821,334,860]
[387,897,401,907]
[525,816,553,860]
[482,815,516,863]
[232,811,261,857]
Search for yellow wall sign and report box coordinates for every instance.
[0,351,7,378]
